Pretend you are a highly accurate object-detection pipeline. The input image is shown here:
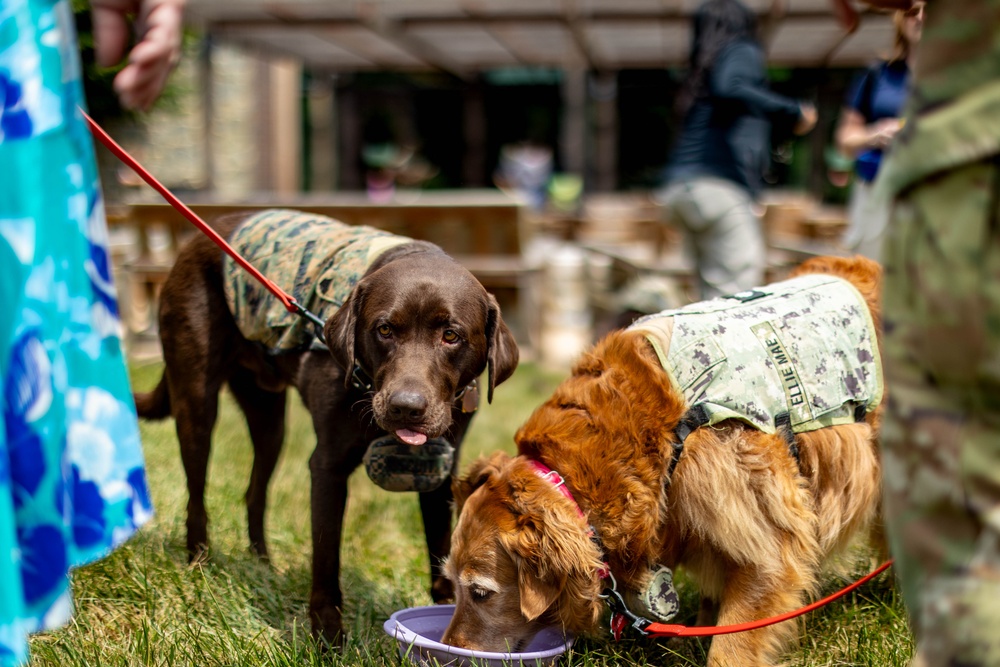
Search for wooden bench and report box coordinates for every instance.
[116,190,537,350]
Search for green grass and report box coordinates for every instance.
[27,361,913,666]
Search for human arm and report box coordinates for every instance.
[835,107,902,155]
[711,41,816,136]
[90,0,186,111]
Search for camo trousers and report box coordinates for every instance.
[881,156,1000,667]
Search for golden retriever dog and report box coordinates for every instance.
[441,256,885,667]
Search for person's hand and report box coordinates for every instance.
[869,118,902,148]
[794,103,818,136]
[91,0,186,111]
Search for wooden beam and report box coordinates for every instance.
[760,0,788,50]
[561,0,597,69]
[357,14,475,81]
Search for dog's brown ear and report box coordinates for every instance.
[518,560,562,622]
[500,463,609,628]
[452,451,510,511]
[506,517,563,622]
[324,284,364,387]
[485,294,519,403]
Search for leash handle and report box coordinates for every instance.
[82,108,303,317]
[639,559,893,638]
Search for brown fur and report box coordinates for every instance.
[134,211,519,645]
[442,256,884,666]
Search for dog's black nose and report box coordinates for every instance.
[388,391,428,420]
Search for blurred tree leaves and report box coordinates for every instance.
[72,0,129,121]
[72,0,188,122]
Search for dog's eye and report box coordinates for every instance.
[377,324,392,338]
[470,587,494,602]
[442,329,460,344]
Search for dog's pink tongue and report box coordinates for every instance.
[396,429,428,445]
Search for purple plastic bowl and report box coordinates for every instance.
[383,605,574,667]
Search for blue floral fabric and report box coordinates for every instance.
[0,1,154,665]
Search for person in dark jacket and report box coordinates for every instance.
[656,0,816,300]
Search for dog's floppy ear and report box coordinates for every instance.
[324,284,364,388]
[485,294,519,403]
[513,522,563,622]
[452,451,510,512]
[504,516,567,621]
[500,463,608,627]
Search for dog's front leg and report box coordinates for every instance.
[420,480,456,603]
[308,454,351,648]
[708,567,805,667]
[422,417,473,603]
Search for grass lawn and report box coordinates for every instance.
[26,359,913,666]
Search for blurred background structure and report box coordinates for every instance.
[94,0,895,367]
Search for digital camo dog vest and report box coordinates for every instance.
[223,209,410,352]
[628,274,883,436]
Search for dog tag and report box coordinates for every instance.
[610,613,627,642]
[461,381,479,413]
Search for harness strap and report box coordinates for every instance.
[774,411,800,465]
[668,404,709,482]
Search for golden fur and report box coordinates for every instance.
[442,256,886,666]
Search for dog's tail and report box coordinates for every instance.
[134,372,172,420]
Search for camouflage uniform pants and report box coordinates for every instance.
[881,156,1000,667]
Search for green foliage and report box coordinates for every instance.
[72,0,130,121]
[71,0,191,122]
[28,361,914,666]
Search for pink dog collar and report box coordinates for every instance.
[528,460,586,520]
[528,459,610,579]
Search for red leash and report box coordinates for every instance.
[82,109,326,332]
[610,559,893,639]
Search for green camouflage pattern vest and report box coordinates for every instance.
[629,274,883,435]
[223,209,410,352]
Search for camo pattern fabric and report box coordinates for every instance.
[362,437,455,493]
[878,4,1000,665]
[629,274,883,435]
[223,209,410,352]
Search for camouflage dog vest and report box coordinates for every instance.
[629,274,883,436]
[223,209,410,352]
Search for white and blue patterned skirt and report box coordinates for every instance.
[0,1,153,665]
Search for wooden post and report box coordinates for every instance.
[560,67,587,183]
[463,83,487,187]
[269,57,302,194]
[592,70,618,192]
[306,73,337,191]
[337,82,363,190]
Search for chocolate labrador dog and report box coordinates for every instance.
[133,210,519,645]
